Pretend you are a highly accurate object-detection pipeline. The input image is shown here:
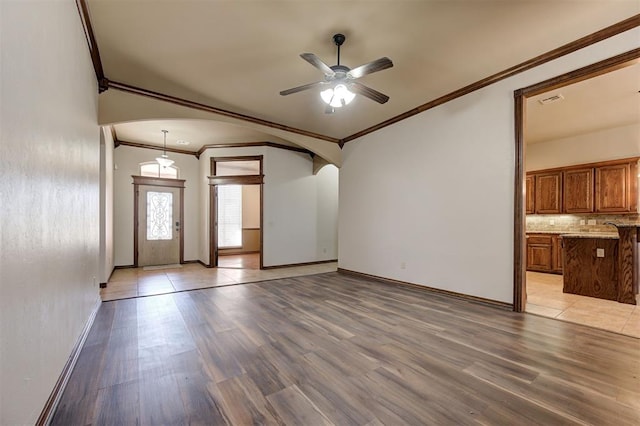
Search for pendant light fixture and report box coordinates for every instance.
[156,129,174,168]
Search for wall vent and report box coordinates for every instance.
[538,94,564,105]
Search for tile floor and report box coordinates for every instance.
[218,253,261,269]
[101,258,337,302]
[526,271,640,338]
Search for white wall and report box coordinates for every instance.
[113,145,200,265]
[0,1,100,424]
[526,123,640,171]
[100,127,115,282]
[339,28,640,304]
[198,147,339,266]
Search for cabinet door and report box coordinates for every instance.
[535,172,562,214]
[595,163,632,213]
[525,175,535,214]
[526,234,553,271]
[552,235,563,273]
[563,168,593,213]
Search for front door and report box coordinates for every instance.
[137,185,181,266]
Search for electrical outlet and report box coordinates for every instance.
[549,219,555,225]
[588,219,596,226]
[580,220,586,225]
[596,248,605,257]
[400,262,406,270]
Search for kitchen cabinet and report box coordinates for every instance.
[526,233,562,274]
[534,172,562,214]
[525,175,535,214]
[563,168,593,213]
[527,157,639,215]
[595,162,637,213]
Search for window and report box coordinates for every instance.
[213,159,261,176]
[218,185,242,248]
[140,162,179,179]
[146,191,173,240]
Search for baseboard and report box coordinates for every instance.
[262,259,338,270]
[181,260,200,264]
[114,264,135,269]
[197,260,211,268]
[337,268,513,310]
[36,297,102,425]
[218,250,261,256]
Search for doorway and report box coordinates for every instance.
[514,50,640,334]
[133,176,185,267]
[209,156,264,269]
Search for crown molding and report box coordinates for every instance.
[75,3,638,145]
[114,138,314,160]
[341,14,640,144]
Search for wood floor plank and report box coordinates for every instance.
[52,271,640,425]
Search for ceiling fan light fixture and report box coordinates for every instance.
[320,84,355,108]
[156,129,175,168]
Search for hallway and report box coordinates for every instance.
[100,261,337,301]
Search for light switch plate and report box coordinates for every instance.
[580,220,586,225]
[596,248,605,257]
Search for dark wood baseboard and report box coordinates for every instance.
[114,265,136,269]
[181,260,200,264]
[262,259,337,270]
[36,298,102,426]
[99,282,107,289]
[337,268,513,310]
[197,259,212,268]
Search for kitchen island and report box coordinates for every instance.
[562,225,637,305]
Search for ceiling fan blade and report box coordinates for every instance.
[280,81,325,96]
[349,82,390,104]
[347,57,393,79]
[300,53,335,76]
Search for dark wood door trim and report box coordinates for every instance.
[513,48,640,312]
[209,156,265,269]
[133,176,186,267]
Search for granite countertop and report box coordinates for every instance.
[559,233,619,239]
[526,230,619,239]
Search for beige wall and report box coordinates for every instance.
[0,1,101,424]
[526,123,640,171]
[339,27,640,304]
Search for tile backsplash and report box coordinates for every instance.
[526,214,640,233]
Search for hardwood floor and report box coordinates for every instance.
[54,272,640,425]
[526,271,640,338]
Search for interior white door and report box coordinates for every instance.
[138,185,181,266]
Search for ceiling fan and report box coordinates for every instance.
[280,33,393,113]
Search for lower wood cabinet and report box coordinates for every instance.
[562,237,618,301]
[526,233,562,274]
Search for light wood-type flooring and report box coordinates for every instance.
[101,258,336,301]
[526,271,640,338]
[54,272,639,425]
[218,253,261,270]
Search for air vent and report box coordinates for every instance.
[538,94,564,105]
[176,140,190,145]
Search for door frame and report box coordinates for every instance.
[512,49,639,312]
[133,175,186,267]
[209,155,264,269]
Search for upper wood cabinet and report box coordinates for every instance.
[534,172,562,214]
[527,157,639,215]
[563,168,594,213]
[525,175,535,214]
[595,162,637,213]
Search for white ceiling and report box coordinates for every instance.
[87,0,639,153]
